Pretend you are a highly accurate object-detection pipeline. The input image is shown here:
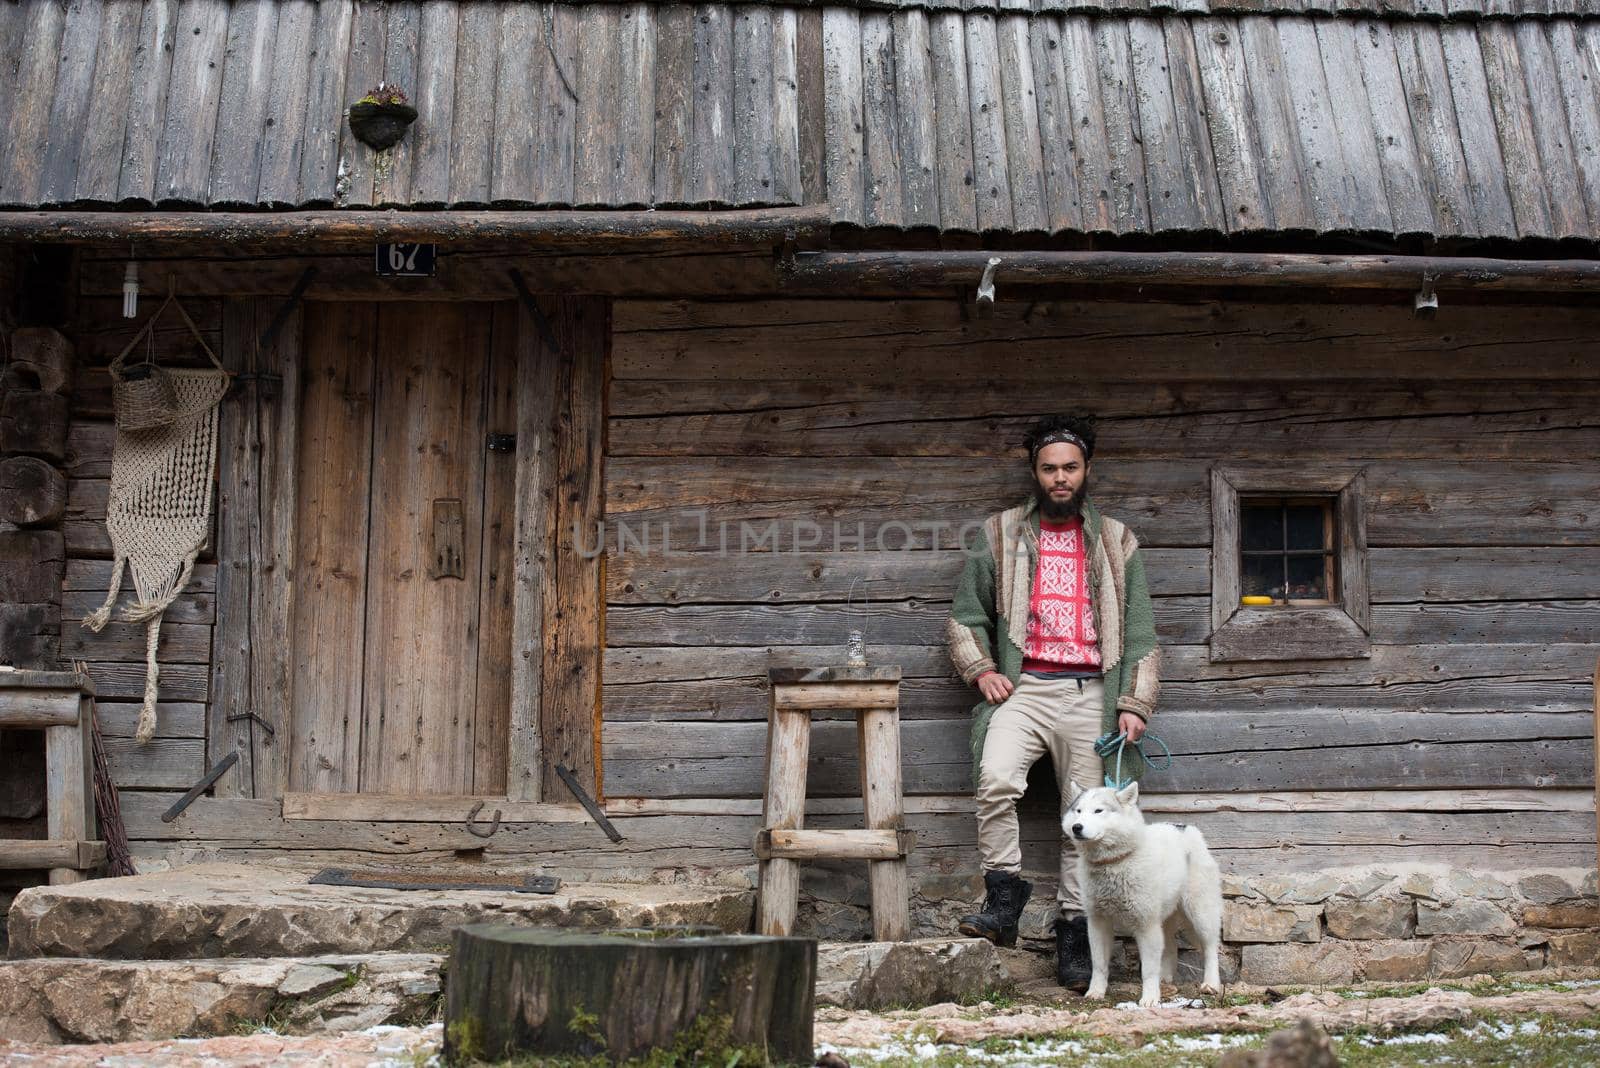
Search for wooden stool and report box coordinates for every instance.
[0,670,102,885]
[756,665,913,941]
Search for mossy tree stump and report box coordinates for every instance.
[444,925,816,1065]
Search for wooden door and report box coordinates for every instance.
[289,302,517,796]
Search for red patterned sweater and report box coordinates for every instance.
[1020,516,1103,674]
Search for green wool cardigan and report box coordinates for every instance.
[945,496,1162,788]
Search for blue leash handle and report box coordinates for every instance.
[1093,729,1172,790]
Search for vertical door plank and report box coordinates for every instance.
[473,302,520,794]
[361,304,489,796]
[212,297,300,800]
[507,298,558,802]
[289,303,375,794]
[541,297,608,802]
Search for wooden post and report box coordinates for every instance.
[860,703,910,941]
[1593,654,1598,893]
[756,685,810,936]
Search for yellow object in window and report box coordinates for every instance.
[1240,595,1274,606]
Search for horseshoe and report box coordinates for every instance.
[465,800,503,839]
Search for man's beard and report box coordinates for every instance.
[1036,479,1088,520]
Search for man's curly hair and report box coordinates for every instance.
[1021,413,1097,464]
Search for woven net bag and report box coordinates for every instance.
[83,290,231,743]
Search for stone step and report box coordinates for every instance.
[7,863,755,960]
[1,938,1006,1044]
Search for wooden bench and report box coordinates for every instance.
[0,670,102,884]
[755,665,914,941]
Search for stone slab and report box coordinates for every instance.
[7,864,755,960]
[1239,942,1357,986]
[5,938,1004,1043]
[0,953,443,1044]
[816,937,1007,1010]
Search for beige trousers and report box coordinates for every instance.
[975,674,1105,914]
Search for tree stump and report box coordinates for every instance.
[444,925,815,1065]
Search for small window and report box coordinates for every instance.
[1239,498,1338,606]
[1210,468,1370,663]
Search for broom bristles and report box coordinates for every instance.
[79,660,136,878]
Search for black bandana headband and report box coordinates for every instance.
[1031,429,1090,463]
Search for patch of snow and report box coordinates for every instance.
[1361,1032,1451,1046]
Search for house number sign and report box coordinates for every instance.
[375,242,437,277]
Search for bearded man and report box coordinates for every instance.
[945,414,1162,990]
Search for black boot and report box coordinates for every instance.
[957,870,1033,948]
[1054,914,1093,992]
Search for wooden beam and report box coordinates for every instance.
[0,839,105,870]
[282,792,592,824]
[606,788,1598,817]
[0,690,81,727]
[755,827,914,860]
[780,249,1600,294]
[0,206,831,252]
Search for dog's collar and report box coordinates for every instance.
[1083,846,1135,866]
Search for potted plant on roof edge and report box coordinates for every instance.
[348,83,417,151]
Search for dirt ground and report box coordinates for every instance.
[1,972,1597,1066]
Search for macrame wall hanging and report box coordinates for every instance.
[83,284,231,743]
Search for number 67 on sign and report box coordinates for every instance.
[375,242,437,277]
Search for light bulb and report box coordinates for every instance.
[122,261,139,318]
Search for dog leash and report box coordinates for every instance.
[1094,729,1172,790]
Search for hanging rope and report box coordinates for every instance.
[1094,728,1174,790]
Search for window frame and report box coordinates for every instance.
[1209,465,1371,663]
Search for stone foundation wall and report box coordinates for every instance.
[801,864,1600,986]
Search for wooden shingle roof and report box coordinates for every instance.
[3,0,1599,241]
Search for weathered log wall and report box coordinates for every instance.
[596,296,1599,871]
[60,289,1599,882]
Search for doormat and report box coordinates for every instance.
[310,867,561,894]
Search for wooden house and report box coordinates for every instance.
[1,0,1596,963]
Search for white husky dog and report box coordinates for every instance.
[1064,781,1223,1007]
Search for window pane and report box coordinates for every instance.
[1242,554,1284,600]
[1241,504,1283,551]
[1286,504,1329,550]
[1286,554,1331,600]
